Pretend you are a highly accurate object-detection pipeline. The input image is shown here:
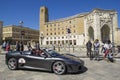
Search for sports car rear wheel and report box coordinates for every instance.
[8,58,18,70]
[53,61,66,75]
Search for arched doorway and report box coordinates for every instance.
[88,26,94,41]
[101,25,110,42]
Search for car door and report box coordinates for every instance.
[24,54,52,70]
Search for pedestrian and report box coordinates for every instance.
[20,42,24,51]
[103,40,113,60]
[2,41,6,51]
[107,49,114,62]
[86,40,92,60]
[52,44,55,50]
[16,41,20,51]
[34,42,40,55]
[27,42,32,51]
[35,42,40,50]
[93,39,100,61]
[6,42,10,53]
[101,41,106,53]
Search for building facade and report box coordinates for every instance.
[39,6,120,46]
[3,25,39,44]
[0,21,3,44]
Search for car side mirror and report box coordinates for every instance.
[41,54,47,58]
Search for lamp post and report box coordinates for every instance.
[109,13,115,53]
[19,21,24,43]
[67,28,71,53]
[40,32,44,45]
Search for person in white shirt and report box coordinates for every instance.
[103,40,113,60]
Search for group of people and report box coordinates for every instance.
[16,41,24,51]
[2,41,40,52]
[86,39,114,62]
[2,41,10,52]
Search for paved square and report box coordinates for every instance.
[0,55,120,80]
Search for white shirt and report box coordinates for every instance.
[104,43,112,49]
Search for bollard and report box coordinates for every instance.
[73,45,74,53]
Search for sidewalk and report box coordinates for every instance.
[69,51,120,59]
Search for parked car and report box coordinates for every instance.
[5,49,84,75]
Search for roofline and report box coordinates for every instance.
[3,25,39,31]
[45,12,88,24]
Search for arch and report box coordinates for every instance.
[101,24,110,42]
[88,26,94,41]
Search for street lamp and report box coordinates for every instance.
[19,21,24,43]
[67,28,71,53]
[40,32,44,45]
[109,13,115,52]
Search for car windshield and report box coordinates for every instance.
[46,49,61,57]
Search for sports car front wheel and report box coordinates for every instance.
[52,61,66,75]
[8,58,18,70]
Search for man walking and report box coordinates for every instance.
[93,39,100,61]
[86,40,92,60]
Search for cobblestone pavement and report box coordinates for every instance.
[0,55,120,80]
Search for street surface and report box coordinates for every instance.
[0,55,120,80]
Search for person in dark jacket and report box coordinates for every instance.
[86,40,92,60]
[27,42,32,51]
[20,42,24,51]
[16,41,20,51]
[35,42,40,50]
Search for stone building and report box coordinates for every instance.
[3,25,39,44]
[39,6,120,46]
[0,21,3,44]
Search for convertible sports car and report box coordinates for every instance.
[5,49,84,75]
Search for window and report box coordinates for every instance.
[46,41,49,45]
[74,25,75,28]
[58,32,60,34]
[54,41,56,44]
[73,40,76,45]
[50,41,52,44]
[50,24,52,27]
[74,30,76,33]
[74,35,76,38]
[62,40,64,45]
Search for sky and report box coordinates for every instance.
[0,0,120,30]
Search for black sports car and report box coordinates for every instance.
[5,49,84,74]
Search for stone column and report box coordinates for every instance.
[93,13,101,41]
[0,21,3,44]
[84,17,89,44]
[113,12,118,45]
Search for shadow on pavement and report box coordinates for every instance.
[66,66,88,75]
[18,66,88,75]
